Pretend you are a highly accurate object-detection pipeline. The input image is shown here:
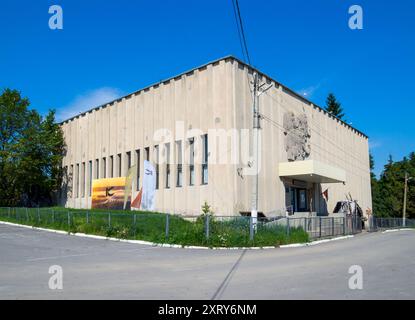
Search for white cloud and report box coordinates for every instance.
[369,140,382,150]
[297,84,321,98]
[57,87,124,122]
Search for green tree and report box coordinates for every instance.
[0,89,30,206]
[370,153,382,216]
[325,93,345,120]
[0,88,65,207]
[373,153,415,218]
[369,153,376,180]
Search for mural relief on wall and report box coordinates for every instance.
[283,112,311,161]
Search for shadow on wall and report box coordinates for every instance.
[59,166,70,207]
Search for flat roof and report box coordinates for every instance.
[60,55,368,139]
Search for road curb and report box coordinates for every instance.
[382,228,415,234]
[0,220,353,250]
[280,235,354,248]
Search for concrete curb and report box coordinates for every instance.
[382,228,415,234]
[280,235,354,248]
[0,220,353,250]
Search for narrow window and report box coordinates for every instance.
[95,159,99,179]
[70,165,74,198]
[136,149,141,190]
[89,161,93,196]
[81,162,85,198]
[117,153,122,177]
[127,151,131,170]
[202,134,208,185]
[165,143,171,189]
[76,164,79,198]
[145,147,150,161]
[109,156,114,178]
[189,138,195,186]
[154,145,159,189]
[176,141,183,187]
[102,157,107,179]
[62,166,68,199]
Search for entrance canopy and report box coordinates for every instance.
[279,160,346,184]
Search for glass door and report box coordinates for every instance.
[297,188,308,212]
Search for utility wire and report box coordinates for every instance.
[259,112,369,175]
[231,0,247,64]
[230,0,255,104]
[231,0,251,65]
[262,90,370,167]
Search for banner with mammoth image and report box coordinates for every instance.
[91,178,130,210]
[91,165,136,210]
[91,163,156,211]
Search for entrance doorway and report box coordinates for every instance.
[287,187,309,213]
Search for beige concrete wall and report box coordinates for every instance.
[61,57,372,218]
[61,59,237,215]
[232,61,372,217]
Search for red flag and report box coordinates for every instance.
[131,188,143,209]
[322,189,329,201]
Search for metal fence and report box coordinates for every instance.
[279,215,362,239]
[369,217,415,232]
[0,207,367,244]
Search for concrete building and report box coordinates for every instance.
[59,56,372,218]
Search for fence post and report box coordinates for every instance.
[367,215,373,232]
[133,214,137,237]
[319,217,322,238]
[37,207,40,223]
[165,214,170,240]
[86,211,89,224]
[26,208,28,222]
[249,216,254,241]
[353,216,356,233]
[52,209,55,224]
[343,217,346,235]
[205,214,210,240]
[108,212,111,228]
[331,217,335,236]
[8,207,11,219]
[286,217,291,236]
[67,211,70,228]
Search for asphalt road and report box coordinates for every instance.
[0,223,414,300]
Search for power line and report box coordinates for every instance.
[260,111,368,174]
[230,0,258,221]
[259,112,369,176]
[262,90,370,168]
[231,0,251,65]
[231,0,247,63]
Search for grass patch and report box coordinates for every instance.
[0,207,309,247]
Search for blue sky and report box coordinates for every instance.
[1,0,414,176]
